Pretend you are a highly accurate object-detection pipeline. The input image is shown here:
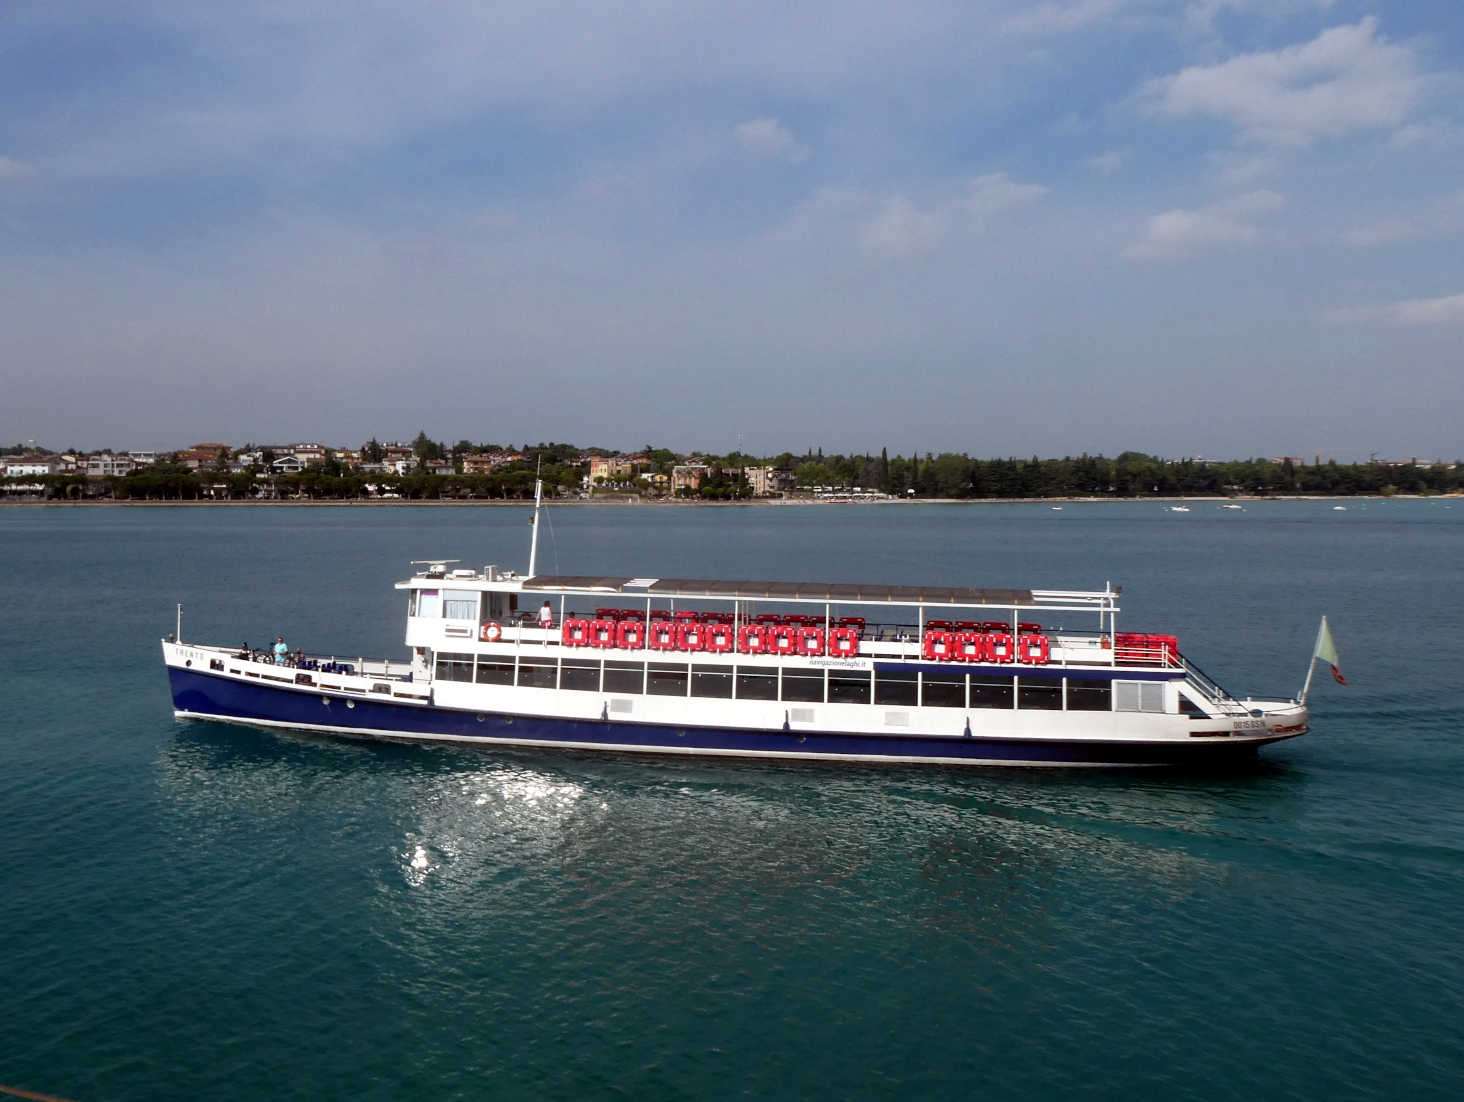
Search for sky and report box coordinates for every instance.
[1,1,1461,461]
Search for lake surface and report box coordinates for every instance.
[2,500,1462,1100]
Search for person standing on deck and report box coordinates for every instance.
[273,636,288,665]
[538,601,553,630]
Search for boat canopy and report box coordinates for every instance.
[516,574,1115,612]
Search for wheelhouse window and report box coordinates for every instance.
[435,652,474,682]
[443,589,478,620]
[415,589,441,618]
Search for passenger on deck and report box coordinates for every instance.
[538,601,554,630]
[273,636,288,665]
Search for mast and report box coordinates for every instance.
[527,466,543,578]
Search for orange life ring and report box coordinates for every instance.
[481,622,502,642]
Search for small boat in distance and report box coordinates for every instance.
[1333,505,1347,511]
[162,480,1317,768]
[1220,503,1244,510]
[1168,505,1190,513]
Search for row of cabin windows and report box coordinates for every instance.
[435,653,1125,711]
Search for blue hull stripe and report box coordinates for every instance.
[167,668,1269,767]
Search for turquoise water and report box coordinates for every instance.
[2,501,1462,1100]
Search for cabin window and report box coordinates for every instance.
[603,661,644,694]
[735,667,778,700]
[781,668,824,703]
[475,660,514,685]
[969,676,1014,709]
[691,664,734,699]
[648,662,689,697]
[1114,680,1165,713]
[517,659,557,689]
[416,589,441,618]
[1017,679,1062,711]
[874,669,919,707]
[560,659,600,692]
[921,673,966,708]
[435,653,474,682]
[1066,678,1112,711]
[828,671,871,705]
[443,589,478,620]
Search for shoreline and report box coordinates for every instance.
[2,493,1448,509]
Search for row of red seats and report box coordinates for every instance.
[923,630,1050,665]
[1113,632,1181,664]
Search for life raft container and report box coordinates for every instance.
[589,618,617,648]
[770,625,798,655]
[616,620,644,649]
[954,630,984,662]
[676,621,705,651]
[828,626,860,657]
[987,632,1014,663]
[738,624,768,653]
[1018,633,1050,665]
[705,623,733,653]
[648,623,678,651]
[796,626,825,656]
[922,630,954,661]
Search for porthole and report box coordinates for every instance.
[346,700,355,709]
[476,714,486,722]
[321,696,330,706]
[185,660,192,668]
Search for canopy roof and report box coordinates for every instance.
[520,574,1037,608]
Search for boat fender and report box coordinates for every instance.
[481,622,503,642]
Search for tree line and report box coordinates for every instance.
[4,449,1462,500]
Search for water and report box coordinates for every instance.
[2,500,1462,1100]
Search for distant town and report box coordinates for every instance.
[2,434,1461,501]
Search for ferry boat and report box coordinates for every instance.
[162,485,1315,768]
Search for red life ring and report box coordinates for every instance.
[482,622,503,642]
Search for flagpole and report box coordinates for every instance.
[1299,615,1326,704]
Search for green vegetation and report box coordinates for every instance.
[4,446,1461,501]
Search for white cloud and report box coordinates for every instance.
[1184,0,1337,35]
[1144,17,1422,145]
[1339,190,1464,247]
[1323,292,1464,326]
[1205,151,1281,187]
[1391,120,1463,149]
[0,156,33,179]
[734,117,807,162]
[1124,189,1285,262]
[1004,0,1139,36]
[1087,150,1126,175]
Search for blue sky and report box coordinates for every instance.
[2,1,1460,460]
